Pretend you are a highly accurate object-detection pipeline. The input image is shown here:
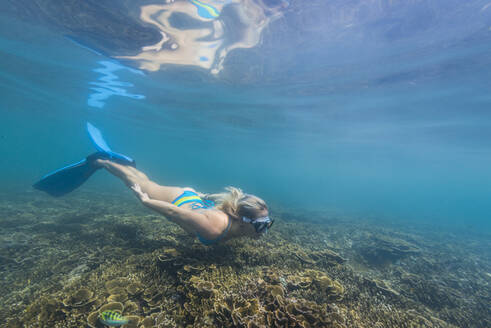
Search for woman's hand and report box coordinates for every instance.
[131,183,150,203]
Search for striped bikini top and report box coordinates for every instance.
[171,190,230,245]
[171,190,215,210]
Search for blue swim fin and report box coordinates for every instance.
[32,156,99,197]
[33,123,135,197]
[87,122,135,166]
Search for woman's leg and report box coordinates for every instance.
[95,159,184,203]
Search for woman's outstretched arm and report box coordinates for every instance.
[131,184,222,238]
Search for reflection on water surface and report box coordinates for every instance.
[118,0,287,74]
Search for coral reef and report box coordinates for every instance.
[356,234,421,267]
[0,192,490,327]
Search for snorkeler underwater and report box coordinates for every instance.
[0,1,490,327]
[34,122,274,246]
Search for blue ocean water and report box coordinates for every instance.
[1,0,491,232]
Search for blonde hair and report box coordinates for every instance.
[200,187,267,219]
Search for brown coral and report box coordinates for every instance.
[62,288,96,308]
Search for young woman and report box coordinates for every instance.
[96,159,273,245]
[33,123,274,245]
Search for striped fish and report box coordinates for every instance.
[190,0,220,19]
[99,310,129,326]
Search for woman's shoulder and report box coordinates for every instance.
[199,207,227,217]
[200,208,230,224]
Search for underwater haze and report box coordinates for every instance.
[1,0,491,228]
[1,1,491,327]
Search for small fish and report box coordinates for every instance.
[99,310,129,326]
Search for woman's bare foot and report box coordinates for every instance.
[93,158,107,168]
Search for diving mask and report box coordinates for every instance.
[242,216,275,233]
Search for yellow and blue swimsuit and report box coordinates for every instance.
[171,190,215,209]
[171,190,230,245]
